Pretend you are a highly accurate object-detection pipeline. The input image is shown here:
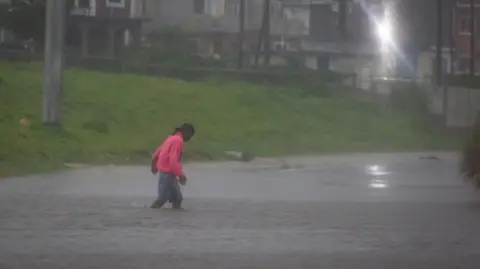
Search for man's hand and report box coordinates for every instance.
[178,175,187,185]
[151,157,158,175]
[151,166,157,175]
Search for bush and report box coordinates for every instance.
[389,81,429,112]
[447,75,480,89]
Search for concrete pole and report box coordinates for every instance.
[470,0,475,75]
[338,0,347,41]
[264,0,271,65]
[435,0,443,86]
[237,0,245,69]
[43,0,66,125]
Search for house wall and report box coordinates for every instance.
[143,0,303,35]
[453,0,480,72]
[142,0,305,57]
[428,85,480,128]
[95,0,131,18]
[0,0,13,43]
[307,0,381,42]
[73,0,145,18]
[143,0,196,33]
[284,6,310,35]
[0,28,15,43]
[426,84,480,128]
[305,55,317,69]
[70,0,146,56]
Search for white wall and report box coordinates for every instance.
[305,56,317,70]
[205,0,226,16]
[283,6,310,34]
[417,49,451,85]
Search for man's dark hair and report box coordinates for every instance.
[172,123,195,136]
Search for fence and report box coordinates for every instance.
[0,50,355,91]
[428,86,480,128]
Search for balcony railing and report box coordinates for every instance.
[300,40,378,55]
[70,6,147,19]
[70,7,97,17]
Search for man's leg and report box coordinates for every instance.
[151,173,172,209]
[170,180,184,209]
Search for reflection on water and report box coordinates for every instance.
[366,165,390,189]
[369,179,388,189]
[366,165,390,176]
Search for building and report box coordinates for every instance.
[68,0,148,57]
[143,0,306,57]
[0,0,13,44]
[281,0,388,91]
[452,0,480,73]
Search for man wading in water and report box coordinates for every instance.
[150,123,195,209]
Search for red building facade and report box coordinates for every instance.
[453,0,480,72]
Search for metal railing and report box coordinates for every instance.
[70,7,96,17]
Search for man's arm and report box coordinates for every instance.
[168,139,184,178]
[151,146,162,174]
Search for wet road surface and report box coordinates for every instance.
[1,153,480,268]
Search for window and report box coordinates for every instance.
[458,57,471,72]
[78,0,90,8]
[460,17,472,34]
[225,0,240,16]
[458,0,480,7]
[194,0,205,14]
[106,0,125,8]
[213,40,222,54]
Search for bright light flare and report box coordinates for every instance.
[376,20,393,44]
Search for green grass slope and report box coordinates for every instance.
[0,62,458,177]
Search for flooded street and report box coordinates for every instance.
[1,153,480,268]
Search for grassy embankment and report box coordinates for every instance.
[0,62,460,177]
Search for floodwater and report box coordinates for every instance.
[1,153,480,269]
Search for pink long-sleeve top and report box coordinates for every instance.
[152,132,184,177]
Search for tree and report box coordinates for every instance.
[1,0,73,47]
[3,0,47,43]
[0,3,8,27]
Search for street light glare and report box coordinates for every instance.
[376,20,392,43]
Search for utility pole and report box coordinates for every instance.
[436,0,443,86]
[471,0,476,76]
[263,0,271,65]
[254,0,271,66]
[338,0,347,41]
[237,0,245,69]
[43,0,66,125]
[449,0,455,74]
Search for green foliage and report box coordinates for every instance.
[2,0,46,42]
[0,0,74,44]
[121,26,232,68]
[389,82,429,112]
[146,26,196,64]
[0,4,8,27]
[447,75,480,89]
